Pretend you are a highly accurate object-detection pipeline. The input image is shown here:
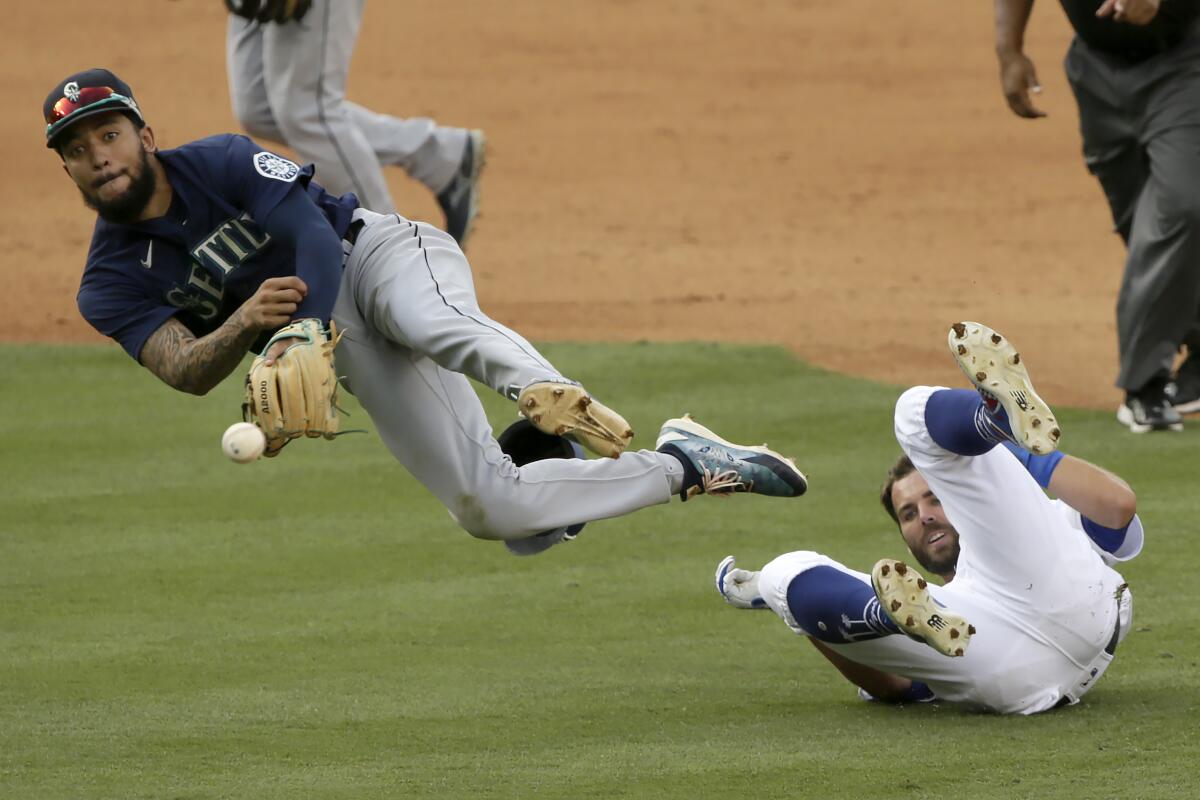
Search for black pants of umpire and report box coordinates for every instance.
[1065,27,1200,393]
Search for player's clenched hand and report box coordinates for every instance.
[998,51,1046,119]
[715,555,767,609]
[238,276,308,332]
[1096,0,1160,26]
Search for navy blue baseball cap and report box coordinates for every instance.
[43,68,144,149]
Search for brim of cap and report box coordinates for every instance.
[45,98,143,149]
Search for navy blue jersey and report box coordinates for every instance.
[77,134,359,360]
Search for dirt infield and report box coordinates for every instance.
[8,1,1125,408]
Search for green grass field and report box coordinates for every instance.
[2,342,1197,799]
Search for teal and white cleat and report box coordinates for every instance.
[655,414,807,500]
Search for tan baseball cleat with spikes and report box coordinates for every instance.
[517,381,635,458]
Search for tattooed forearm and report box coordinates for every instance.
[140,313,260,395]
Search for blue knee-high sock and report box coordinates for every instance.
[786,566,900,644]
[924,388,1012,456]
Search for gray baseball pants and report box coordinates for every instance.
[1064,26,1200,392]
[330,211,682,540]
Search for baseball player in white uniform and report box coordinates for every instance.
[225,0,484,246]
[716,322,1141,714]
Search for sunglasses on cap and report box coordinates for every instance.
[45,86,140,141]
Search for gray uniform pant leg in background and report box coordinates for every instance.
[331,214,681,539]
[1065,31,1200,392]
[225,0,468,212]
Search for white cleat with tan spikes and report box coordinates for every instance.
[948,321,1061,455]
[872,558,975,658]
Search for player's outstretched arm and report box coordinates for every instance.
[1046,455,1137,530]
[140,276,307,395]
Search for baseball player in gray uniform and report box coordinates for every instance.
[47,68,808,562]
[993,0,1200,432]
[715,323,1141,714]
[225,0,484,247]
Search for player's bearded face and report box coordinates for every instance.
[77,143,157,225]
[891,472,961,577]
[907,518,960,576]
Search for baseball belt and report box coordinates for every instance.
[1054,583,1130,709]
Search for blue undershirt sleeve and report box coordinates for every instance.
[1081,516,1131,555]
[258,186,344,324]
[1001,440,1064,489]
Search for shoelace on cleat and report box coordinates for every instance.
[699,463,751,495]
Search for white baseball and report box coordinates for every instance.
[222,422,266,463]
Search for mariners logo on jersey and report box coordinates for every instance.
[253,152,300,182]
[191,212,272,277]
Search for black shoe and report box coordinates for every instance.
[1166,350,1200,414]
[436,129,485,249]
[1117,378,1183,433]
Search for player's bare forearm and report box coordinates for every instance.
[808,638,913,701]
[140,315,259,396]
[994,0,1035,56]
[1048,455,1137,529]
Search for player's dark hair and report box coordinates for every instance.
[880,453,916,525]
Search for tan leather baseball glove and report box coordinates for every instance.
[242,318,343,457]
